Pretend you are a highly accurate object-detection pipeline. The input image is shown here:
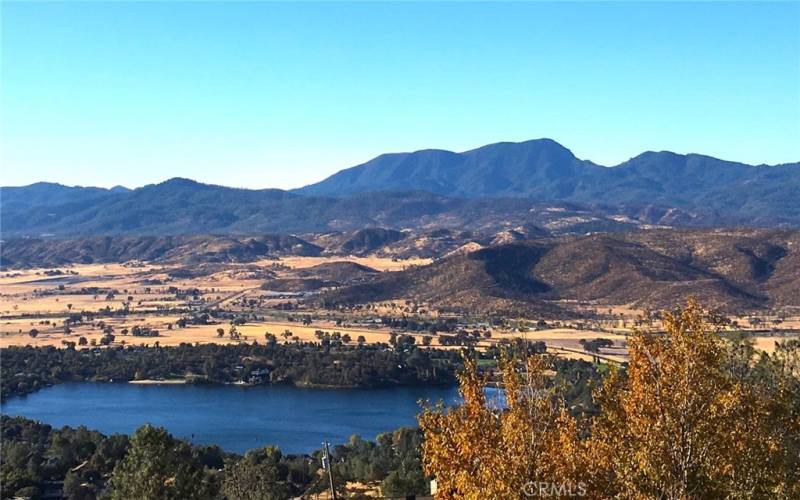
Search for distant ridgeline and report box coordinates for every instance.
[2,139,798,237]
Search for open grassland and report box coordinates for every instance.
[0,315,628,355]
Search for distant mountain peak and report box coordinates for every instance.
[25,181,68,188]
[295,138,597,198]
[460,138,575,156]
[158,177,203,187]
[633,150,681,159]
[296,138,798,201]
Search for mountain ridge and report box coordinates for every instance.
[2,139,798,236]
[296,138,798,200]
[0,182,678,238]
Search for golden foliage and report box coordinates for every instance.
[419,299,800,499]
[419,353,587,499]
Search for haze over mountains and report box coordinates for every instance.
[2,139,798,238]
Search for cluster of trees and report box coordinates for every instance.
[313,330,354,346]
[1,416,130,499]
[377,316,461,333]
[438,331,487,346]
[419,300,800,498]
[129,325,159,337]
[1,416,430,499]
[578,337,615,353]
[389,332,418,348]
[1,342,460,399]
[330,428,429,497]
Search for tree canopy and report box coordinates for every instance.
[419,300,800,499]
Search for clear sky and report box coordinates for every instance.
[2,1,799,190]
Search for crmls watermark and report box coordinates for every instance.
[522,481,587,497]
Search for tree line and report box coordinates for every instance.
[0,342,460,400]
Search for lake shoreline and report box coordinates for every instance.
[3,376,458,402]
[129,379,187,385]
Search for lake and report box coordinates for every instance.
[1,383,491,454]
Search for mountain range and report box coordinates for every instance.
[298,139,799,225]
[2,139,798,237]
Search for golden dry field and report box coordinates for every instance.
[2,259,797,362]
[259,255,431,271]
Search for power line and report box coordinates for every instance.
[322,440,338,500]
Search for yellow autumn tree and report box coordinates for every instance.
[589,298,798,499]
[418,352,587,499]
[419,300,800,499]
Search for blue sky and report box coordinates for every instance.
[2,1,799,189]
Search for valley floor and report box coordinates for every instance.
[2,260,798,362]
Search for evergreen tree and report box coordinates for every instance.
[109,425,218,500]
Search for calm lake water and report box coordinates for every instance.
[1,383,490,454]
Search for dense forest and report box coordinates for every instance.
[0,342,462,400]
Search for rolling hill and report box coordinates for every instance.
[319,229,800,315]
[309,228,408,256]
[5,227,799,314]
[0,235,322,268]
[0,182,130,214]
[0,228,520,267]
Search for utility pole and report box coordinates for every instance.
[322,441,338,500]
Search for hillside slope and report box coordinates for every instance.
[0,180,649,237]
[0,235,322,268]
[298,139,602,198]
[320,229,800,314]
[1,182,129,214]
